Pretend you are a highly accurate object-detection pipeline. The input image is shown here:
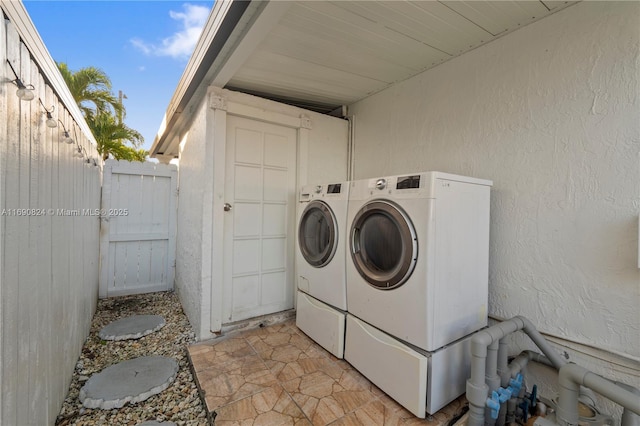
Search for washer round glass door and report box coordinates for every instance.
[298,201,338,267]
[350,200,417,289]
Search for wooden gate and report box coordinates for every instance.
[99,160,178,298]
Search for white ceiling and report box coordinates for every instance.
[225,1,575,113]
[151,0,577,156]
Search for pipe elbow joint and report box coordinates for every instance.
[508,354,529,378]
[471,330,493,357]
[513,316,530,332]
[559,363,587,392]
[472,317,525,355]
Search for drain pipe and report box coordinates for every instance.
[486,340,501,392]
[485,340,502,426]
[616,382,640,426]
[498,340,511,386]
[507,350,599,411]
[508,350,554,379]
[518,317,567,369]
[557,364,640,426]
[502,350,552,426]
[497,339,511,426]
[467,318,523,426]
[466,316,567,426]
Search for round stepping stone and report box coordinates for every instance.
[137,422,177,426]
[99,315,165,341]
[79,356,179,409]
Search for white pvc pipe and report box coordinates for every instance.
[467,316,568,426]
[616,382,640,426]
[557,363,640,426]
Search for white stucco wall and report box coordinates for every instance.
[306,113,349,184]
[348,0,639,416]
[175,88,348,340]
[175,100,209,338]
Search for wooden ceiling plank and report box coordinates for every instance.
[236,50,381,94]
[441,1,551,36]
[334,1,492,55]
[262,26,417,83]
[286,2,449,71]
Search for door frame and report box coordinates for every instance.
[206,87,311,333]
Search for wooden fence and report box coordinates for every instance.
[0,3,102,425]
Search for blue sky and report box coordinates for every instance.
[23,1,214,152]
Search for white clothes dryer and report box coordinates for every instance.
[345,172,492,352]
[295,181,349,358]
[344,172,492,416]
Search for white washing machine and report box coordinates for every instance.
[344,172,492,416]
[295,181,349,358]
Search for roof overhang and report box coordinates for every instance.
[151,0,578,159]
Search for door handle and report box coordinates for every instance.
[224,203,232,212]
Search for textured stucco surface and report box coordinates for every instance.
[175,89,348,341]
[306,113,349,183]
[348,0,639,398]
[175,100,209,339]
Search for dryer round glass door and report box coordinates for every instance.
[298,200,339,267]
[350,200,417,289]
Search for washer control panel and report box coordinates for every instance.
[327,183,342,194]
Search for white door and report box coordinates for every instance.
[223,115,297,322]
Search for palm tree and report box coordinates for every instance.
[57,62,146,161]
[57,62,122,118]
[89,112,144,161]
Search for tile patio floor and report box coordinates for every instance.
[188,318,467,425]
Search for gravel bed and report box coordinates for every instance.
[56,292,208,426]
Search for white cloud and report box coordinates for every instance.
[131,3,210,60]
[131,38,151,55]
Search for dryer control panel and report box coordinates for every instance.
[396,175,421,189]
